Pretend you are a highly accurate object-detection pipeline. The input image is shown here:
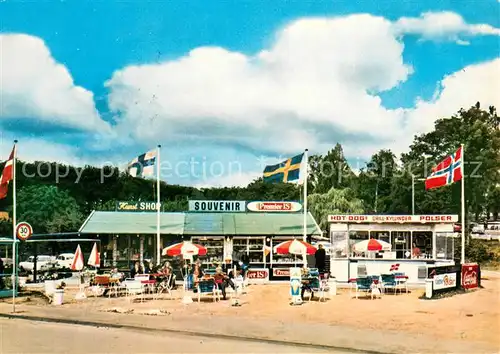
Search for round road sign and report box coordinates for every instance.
[16,222,33,241]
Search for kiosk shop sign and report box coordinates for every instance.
[247,201,302,212]
[433,273,457,290]
[188,200,246,212]
[273,268,291,277]
[116,201,161,211]
[328,214,459,223]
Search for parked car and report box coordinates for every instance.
[54,253,75,269]
[19,255,55,272]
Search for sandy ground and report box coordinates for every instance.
[0,318,338,353]
[6,273,500,348]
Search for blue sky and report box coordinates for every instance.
[1,0,499,187]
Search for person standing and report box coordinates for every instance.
[315,244,326,274]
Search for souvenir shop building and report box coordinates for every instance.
[79,200,324,281]
[328,214,459,284]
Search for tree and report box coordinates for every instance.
[402,103,500,220]
[14,185,84,234]
[308,188,364,230]
[309,144,355,194]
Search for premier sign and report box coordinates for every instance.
[247,201,302,212]
[328,214,459,223]
[188,200,246,212]
[272,268,290,277]
[246,268,269,283]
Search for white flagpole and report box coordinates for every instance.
[12,140,17,313]
[156,144,161,266]
[303,149,308,267]
[461,144,465,264]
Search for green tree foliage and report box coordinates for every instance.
[15,185,83,234]
[308,188,364,230]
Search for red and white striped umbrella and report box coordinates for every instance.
[87,243,100,267]
[71,244,84,271]
[162,241,207,257]
[274,239,317,255]
[353,239,391,252]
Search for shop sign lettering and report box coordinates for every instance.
[273,268,290,277]
[328,214,458,223]
[116,201,161,212]
[246,269,269,283]
[188,200,246,212]
[247,201,302,212]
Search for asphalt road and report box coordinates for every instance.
[0,318,347,353]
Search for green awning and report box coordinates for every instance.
[79,211,185,235]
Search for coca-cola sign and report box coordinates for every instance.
[461,263,479,290]
[273,268,290,277]
[246,268,269,283]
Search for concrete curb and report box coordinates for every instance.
[0,312,378,354]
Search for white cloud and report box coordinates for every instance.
[194,170,261,189]
[0,34,110,132]
[106,14,412,155]
[393,11,500,43]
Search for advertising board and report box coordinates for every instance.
[461,263,479,290]
[247,201,302,212]
[246,268,269,283]
[433,272,457,290]
[328,214,458,223]
[188,200,246,212]
[272,268,291,277]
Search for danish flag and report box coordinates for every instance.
[390,264,400,272]
[0,146,15,199]
[425,146,463,190]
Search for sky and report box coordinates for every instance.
[1,0,499,188]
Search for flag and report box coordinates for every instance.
[128,150,157,177]
[0,146,15,199]
[425,146,463,190]
[263,153,304,183]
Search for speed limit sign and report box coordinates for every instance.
[16,222,33,241]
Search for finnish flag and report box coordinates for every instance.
[128,150,157,177]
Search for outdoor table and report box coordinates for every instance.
[141,279,156,294]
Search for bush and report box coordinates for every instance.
[460,240,494,264]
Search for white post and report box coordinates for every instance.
[303,149,308,267]
[12,140,17,313]
[156,145,161,266]
[461,144,466,264]
[411,174,415,215]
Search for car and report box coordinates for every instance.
[54,253,75,269]
[19,255,55,272]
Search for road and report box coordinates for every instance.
[0,318,348,353]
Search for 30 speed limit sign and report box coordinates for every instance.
[16,222,33,241]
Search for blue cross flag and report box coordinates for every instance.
[128,149,157,178]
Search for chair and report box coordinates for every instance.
[355,277,373,299]
[307,274,330,302]
[381,274,398,295]
[309,268,320,277]
[155,274,175,300]
[196,279,218,302]
[393,272,408,293]
[204,268,216,276]
[123,279,145,302]
[88,275,110,297]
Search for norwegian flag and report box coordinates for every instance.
[390,264,400,272]
[425,146,463,190]
[0,146,15,199]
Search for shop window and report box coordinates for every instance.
[0,243,14,292]
[392,231,411,259]
[191,237,223,265]
[330,231,348,258]
[349,231,368,257]
[412,232,433,259]
[435,233,455,260]
[248,238,264,263]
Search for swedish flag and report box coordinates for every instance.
[263,153,304,183]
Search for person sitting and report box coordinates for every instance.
[193,260,204,280]
[222,257,234,278]
[110,267,123,281]
[130,261,143,278]
[213,267,235,300]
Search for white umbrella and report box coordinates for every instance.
[353,239,392,252]
[87,243,100,268]
[71,245,84,271]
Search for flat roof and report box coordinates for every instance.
[79,211,322,236]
